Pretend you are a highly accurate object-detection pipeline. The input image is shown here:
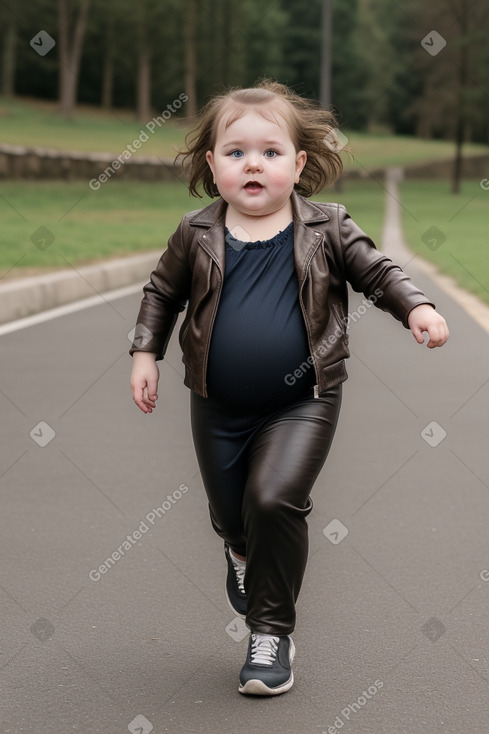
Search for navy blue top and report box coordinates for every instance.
[206,221,315,413]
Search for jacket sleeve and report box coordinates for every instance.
[337,205,435,328]
[129,217,192,360]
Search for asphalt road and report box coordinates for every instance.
[1,247,489,733]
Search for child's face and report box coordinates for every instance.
[205,105,306,220]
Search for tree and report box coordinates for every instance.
[353,0,403,132]
[121,0,184,122]
[407,0,489,192]
[58,0,91,118]
[136,22,152,122]
[101,10,115,109]
[280,0,322,97]
[183,0,197,118]
[1,8,17,97]
[320,0,332,109]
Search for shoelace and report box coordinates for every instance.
[250,634,280,666]
[230,553,246,595]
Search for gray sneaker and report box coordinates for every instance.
[239,633,295,695]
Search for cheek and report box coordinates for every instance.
[269,166,296,188]
[215,166,239,189]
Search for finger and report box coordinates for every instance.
[137,390,152,413]
[424,324,435,346]
[426,323,448,348]
[426,326,440,348]
[131,382,153,413]
[411,325,426,344]
[134,395,151,413]
[146,377,159,403]
[142,386,156,410]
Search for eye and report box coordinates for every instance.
[229,150,244,158]
[264,149,278,158]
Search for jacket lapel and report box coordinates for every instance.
[189,198,227,272]
[290,191,330,286]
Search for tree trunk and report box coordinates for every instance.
[1,19,16,97]
[451,3,469,194]
[58,0,91,119]
[320,0,333,109]
[137,41,152,122]
[101,16,115,109]
[184,0,198,119]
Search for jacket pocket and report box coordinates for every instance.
[331,303,349,342]
[179,317,191,351]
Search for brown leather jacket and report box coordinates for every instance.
[129,190,434,397]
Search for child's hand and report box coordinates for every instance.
[130,352,160,413]
[408,304,449,348]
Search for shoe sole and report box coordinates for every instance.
[238,671,294,696]
[238,638,295,696]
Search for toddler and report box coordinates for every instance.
[130,80,449,696]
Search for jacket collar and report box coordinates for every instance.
[188,190,330,280]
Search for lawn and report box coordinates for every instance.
[312,179,386,245]
[0,96,186,160]
[0,179,386,277]
[1,95,487,171]
[399,180,489,306]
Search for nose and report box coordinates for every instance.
[244,153,263,173]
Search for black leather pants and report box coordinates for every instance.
[190,383,342,636]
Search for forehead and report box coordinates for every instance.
[215,99,295,141]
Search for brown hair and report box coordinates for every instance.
[176,79,350,198]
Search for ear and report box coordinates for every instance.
[294,150,307,183]
[206,150,216,183]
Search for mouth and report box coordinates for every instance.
[244,181,264,192]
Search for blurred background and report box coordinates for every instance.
[1,0,488,303]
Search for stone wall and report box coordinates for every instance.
[0,143,185,183]
[0,143,487,182]
[403,153,489,180]
[342,154,489,182]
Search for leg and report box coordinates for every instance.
[190,390,251,557]
[243,384,342,635]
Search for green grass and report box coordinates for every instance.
[313,179,386,245]
[0,179,386,276]
[0,181,212,275]
[0,96,187,159]
[399,179,489,305]
[344,131,486,171]
[1,96,487,170]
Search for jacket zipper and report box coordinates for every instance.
[200,234,223,398]
[299,289,320,398]
[299,232,323,398]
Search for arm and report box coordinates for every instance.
[337,206,433,326]
[129,216,192,360]
[337,206,449,346]
[129,217,193,413]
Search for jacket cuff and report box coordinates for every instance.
[403,301,436,328]
[129,347,163,360]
